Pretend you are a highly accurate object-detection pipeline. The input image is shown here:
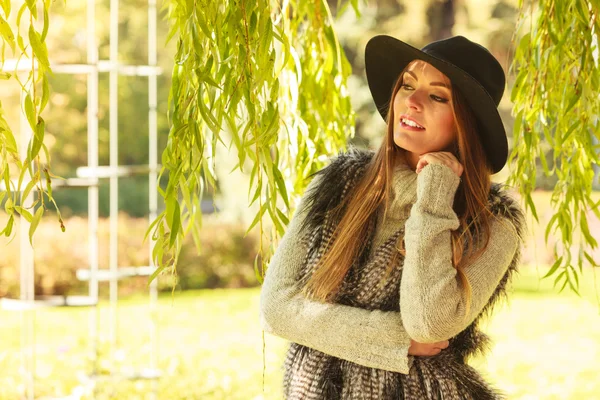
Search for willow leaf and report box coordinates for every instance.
[28,206,43,246]
[28,25,49,69]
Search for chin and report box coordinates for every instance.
[393,133,417,153]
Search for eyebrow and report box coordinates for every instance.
[404,70,450,89]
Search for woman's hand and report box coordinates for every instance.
[408,338,450,356]
[416,151,463,178]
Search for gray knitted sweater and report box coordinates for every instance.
[259,148,525,399]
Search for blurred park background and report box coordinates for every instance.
[1,0,599,399]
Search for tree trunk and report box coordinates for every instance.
[426,0,455,41]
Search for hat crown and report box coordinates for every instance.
[421,36,505,105]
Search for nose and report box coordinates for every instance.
[404,90,423,111]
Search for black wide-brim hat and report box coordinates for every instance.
[365,35,508,174]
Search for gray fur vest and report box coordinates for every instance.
[283,148,526,400]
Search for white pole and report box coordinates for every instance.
[148,0,159,396]
[87,0,100,380]
[19,88,35,400]
[109,0,120,371]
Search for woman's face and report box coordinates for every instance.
[392,60,457,155]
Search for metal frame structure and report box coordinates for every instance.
[0,0,162,398]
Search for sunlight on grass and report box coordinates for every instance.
[0,266,599,399]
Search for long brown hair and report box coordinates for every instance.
[300,61,495,321]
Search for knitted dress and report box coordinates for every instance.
[259,148,526,399]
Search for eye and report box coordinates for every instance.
[430,94,449,103]
[400,83,413,91]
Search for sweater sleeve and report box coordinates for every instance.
[259,174,415,374]
[400,163,520,343]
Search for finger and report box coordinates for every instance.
[418,154,438,170]
[419,153,463,177]
[424,153,448,165]
[427,153,462,176]
[439,151,458,163]
[434,152,457,166]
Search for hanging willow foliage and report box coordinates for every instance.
[150,0,359,283]
[510,0,600,295]
[0,0,62,244]
[2,0,597,301]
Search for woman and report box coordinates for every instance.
[259,35,526,399]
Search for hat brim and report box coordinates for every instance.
[365,35,507,174]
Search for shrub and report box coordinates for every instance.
[0,213,264,298]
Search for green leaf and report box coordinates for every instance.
[350,0,361,17]
[2,215,14,237]
[169,200,181,248]
[30,117,45,160]
[552,268,566,287]
[24,93,36,132]
[1,127,18,154]
[545,213,558,243]
[197,89,220,134]
[28,206,44,246]
[246,200,268,236]
[276,207,289,226]
[272,164,289,209]
[579,210,597,248]
[0,15,15,53]
[569,264,580,293]
[21,179,37,199]
[14,206,33,222]
[17,156,30,193]
[557,274,568,294]
[512,110,523,138]
[0,0,10,17]
[195,8,213,40]
[41,2,49,41]
[16,3,27,33]
[144,212,164,243]
[3,168,12,197]
[249,182,261,206]
[148,264,167,286]
[44,167,52,198]
[584,251,598,267]
[28,25,50,69]
[586,195,600,220]
[267,203,284,237]
[25,0,36,14]
[258,13,273,61]
[525,193,539,223]
[564,89,581,114]
[40,75,49,113]
[542,256,562,280]
[248,161,258,199]
[253,253,263,284]
[249,10,258,36]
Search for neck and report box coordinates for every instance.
[380,154,418,221]
[402,150,420,171]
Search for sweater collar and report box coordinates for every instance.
[383,155,418,221]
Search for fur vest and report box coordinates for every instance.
[283,148,526,400]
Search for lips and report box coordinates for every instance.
[399,114,425,130]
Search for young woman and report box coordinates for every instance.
[260,35,526,399]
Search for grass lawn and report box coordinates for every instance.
[1,265,599,399]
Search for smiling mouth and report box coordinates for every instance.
[399,117,425,130]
